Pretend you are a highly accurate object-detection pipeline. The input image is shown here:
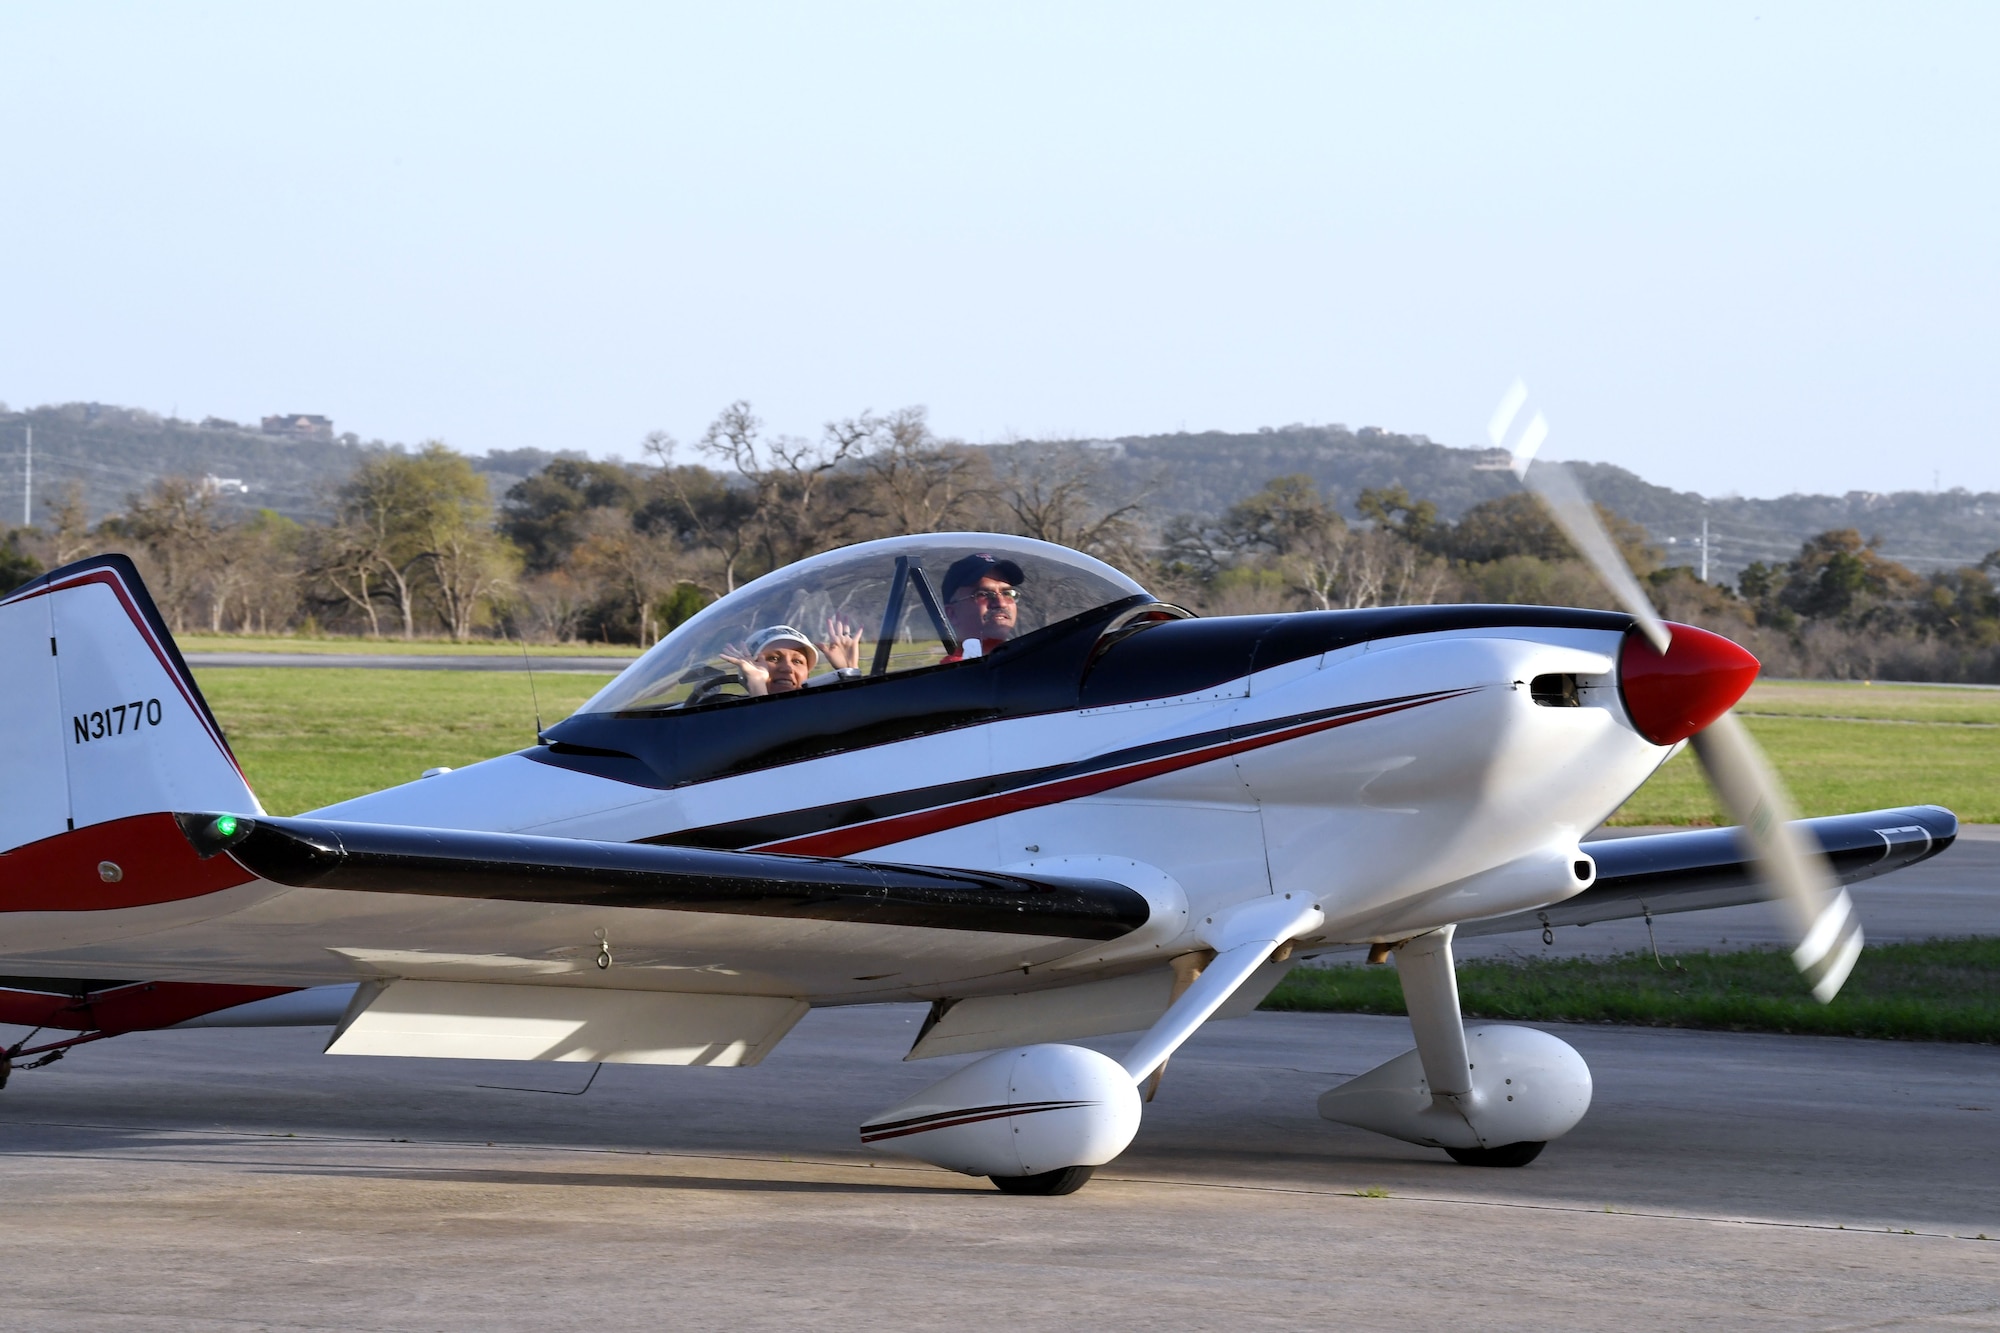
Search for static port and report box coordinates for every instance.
[1530,673,1581,707]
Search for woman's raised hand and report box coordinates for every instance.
[719,648,772,696]
[820,616,865,671]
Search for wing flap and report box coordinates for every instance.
[325,979,807,1065]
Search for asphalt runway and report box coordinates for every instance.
[3,1005,1995,1330]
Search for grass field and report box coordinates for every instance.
[1606,679,2000,825]
[198,668,616,815]
[177,633,642,658]
[1263,940,2000,1043]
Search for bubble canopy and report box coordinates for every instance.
[580,534,1150,715]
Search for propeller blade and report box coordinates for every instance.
[1689,712,1863,1002]
[1487,389,1671,653]
[1521,458,1673,654]
[1491,382,1860,1002]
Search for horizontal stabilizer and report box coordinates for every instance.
[1459,805,1958,938]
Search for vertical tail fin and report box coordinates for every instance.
[0,554,260,855]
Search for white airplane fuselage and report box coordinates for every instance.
[1,621,1662,1004]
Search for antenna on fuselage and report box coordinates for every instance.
[513,622,545,740]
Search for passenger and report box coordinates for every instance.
[724,621,865,696]
[940,552,1024,660]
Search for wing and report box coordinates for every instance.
[178,811,1152,940]
[1459,805,1959,938]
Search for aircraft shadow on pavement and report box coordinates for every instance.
[259,1163,987,1196]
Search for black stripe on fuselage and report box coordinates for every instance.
[649,689,1467,852]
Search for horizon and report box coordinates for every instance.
[9,395,1999,512]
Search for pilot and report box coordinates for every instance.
[725,622,865,695]
[940,552,1024,660]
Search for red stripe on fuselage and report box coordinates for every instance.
[0,812,257,913]
[755,690,1473,857]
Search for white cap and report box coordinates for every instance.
[746,624,818,671]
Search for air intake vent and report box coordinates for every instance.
[1530,673,1581,707]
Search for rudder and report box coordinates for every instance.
[0,554,259,855]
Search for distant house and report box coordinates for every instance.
[261,414,334,441]
[1471,448,1515,471]
[200,416,242,431]
[202,475,251,496]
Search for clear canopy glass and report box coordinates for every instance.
[580,534,1149,714]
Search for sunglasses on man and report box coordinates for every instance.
[951,586,1020,606]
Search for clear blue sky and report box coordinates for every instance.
[2,3,1993,498]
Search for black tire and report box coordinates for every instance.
[1444,1141,1546,1168]
[989,1166,1096,1196]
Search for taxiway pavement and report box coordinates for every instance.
[2,1006,1995,1330]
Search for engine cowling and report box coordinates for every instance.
[860,1043,1141,1178]
[1316,1024,1592,1150]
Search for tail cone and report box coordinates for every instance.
[1618,623,1760,746]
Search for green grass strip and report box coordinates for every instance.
[1262,938,2000,1043]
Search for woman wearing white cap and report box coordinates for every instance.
[722,619,864,696]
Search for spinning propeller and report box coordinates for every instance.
[1490,383,1863,1002]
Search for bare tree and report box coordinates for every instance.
[333,459,428,638]
[120,477,226,632]
[329,444,514,640]
[303,522,385,637]
[646,402,875,589]
[44,482,94,565]
[998,444,1155,566]
[426,515,516,642]
[514,569,590,643]
[644,430,756,592]
[857,406,992,534]
[572,509,678,646]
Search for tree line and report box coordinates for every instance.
[1,401,1995,682]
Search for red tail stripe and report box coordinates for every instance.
[0,812,258,914]
[0,980,294,1033]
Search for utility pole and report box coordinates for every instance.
[1699,513,1709,584]
[21,426,30,527]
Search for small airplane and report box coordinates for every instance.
[0,488,1957,1194]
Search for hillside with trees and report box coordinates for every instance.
[1,398,1995,683]
[3,404,1995,595]
[982,426,2000,587]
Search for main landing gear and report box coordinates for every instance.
[1317,925,1593,1165]
[989,1166,1097,1196]
[1444,1141,1547,1168]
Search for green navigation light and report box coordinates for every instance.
[212,815,238,839]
